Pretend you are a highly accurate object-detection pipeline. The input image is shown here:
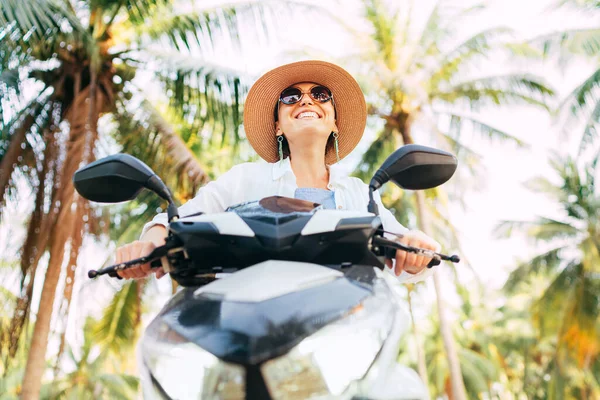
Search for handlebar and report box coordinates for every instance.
[372,236,460,268]
[89,234,460,280]
[88,244,172,279]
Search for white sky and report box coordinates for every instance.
[1,0,598,370]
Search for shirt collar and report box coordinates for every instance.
[272,157,294,181]
[271,158,349,188]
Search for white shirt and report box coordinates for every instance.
[142,158,433,284]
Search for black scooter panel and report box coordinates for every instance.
[149,274,373,365]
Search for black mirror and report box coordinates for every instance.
[74,154,154,202]
[370,144,457,191]
[74,153,179,221]
[73,153,173,203]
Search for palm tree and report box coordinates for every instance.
[40,318,139,400]
[334,1,555,398]
[532,0,600,153]
[495,154,600,399]
[0,1,281,397]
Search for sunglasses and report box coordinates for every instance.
[279,85,333,105]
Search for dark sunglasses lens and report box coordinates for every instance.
[311,86,332,102]
[280,88,302,104]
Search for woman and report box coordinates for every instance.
[116,60,440,281]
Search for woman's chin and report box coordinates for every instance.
[288,124,331,137]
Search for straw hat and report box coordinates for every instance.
[243,60,367,164]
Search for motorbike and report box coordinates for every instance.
[73,144,460,400]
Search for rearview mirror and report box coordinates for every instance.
[370,144,457,191]
[73,154,159,202]
[73,153,179,221]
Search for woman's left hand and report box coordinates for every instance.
[385,230,441,276]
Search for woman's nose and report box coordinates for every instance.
[299,93,313,106]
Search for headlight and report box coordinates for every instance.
[261,280,395,399]
[140,323,245,400]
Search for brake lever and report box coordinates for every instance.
[373,236,460,268]
[88,244,172,279]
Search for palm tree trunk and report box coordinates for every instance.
[144,101,209,187]
[20,84,97,399]
[4,131,56,366]
[0,113,36,214]
[53,196,86,377]
[396,115,466,399]
[415,190,467,400]
[407,284,430,398]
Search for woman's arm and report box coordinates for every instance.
[118,163,251,279]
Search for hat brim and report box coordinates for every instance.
[243,60,367,164]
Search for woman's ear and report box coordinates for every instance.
[333,123,340,133]
[275,122,283,137]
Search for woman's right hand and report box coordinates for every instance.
[116,225,168,279]
[115,241,165,279]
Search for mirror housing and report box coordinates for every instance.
[73,154,179,220]
[369,144,457,191]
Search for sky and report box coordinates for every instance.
[1,0,599,370]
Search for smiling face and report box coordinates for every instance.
[275,82,338,158]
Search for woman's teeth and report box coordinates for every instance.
[296,112,319,119]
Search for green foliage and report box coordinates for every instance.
[350,0,554,194]
[531,1,600,153]
[0,0,277,394]
[495,154,600,397]
[40,318,139,399]
[92,281,143,355]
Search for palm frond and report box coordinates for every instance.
[0,0,88,58]
[435,74,555,110]
[0,69,20,94]
[578,100,600,154]
[523,175,567,201]
[459,347,498,396]
[503,246,567,293]
[532,261,583,336]
[418,2,486,58]
[442,111,526,146]
[529,217,580,241]
[494,217,579,242]
[354,127,396,180]
[562,67,600,119]
[430,27,513,83]
[112,0,170,26]
[96,374,139,400]
[92,281,142,355]
[532,28,600,58]
[364,0,399,69]
[130,5,235,52]
[416,0,445,58]
[138,50,250,144]
[113,102,208,196]
[108,191,164,245]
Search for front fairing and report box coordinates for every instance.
[146,264,377,365]
[139,262,412,400]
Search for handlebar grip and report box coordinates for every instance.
[384,247,397,259]
[107,270,123,279]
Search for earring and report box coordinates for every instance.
[332,131,340,162]
[277,136,284,161]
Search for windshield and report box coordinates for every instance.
[227,196,321,224]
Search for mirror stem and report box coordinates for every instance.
[146,175,180,222]
[167,202,179,222]
[368,187,379,215]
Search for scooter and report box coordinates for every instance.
[73,144,459,400]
